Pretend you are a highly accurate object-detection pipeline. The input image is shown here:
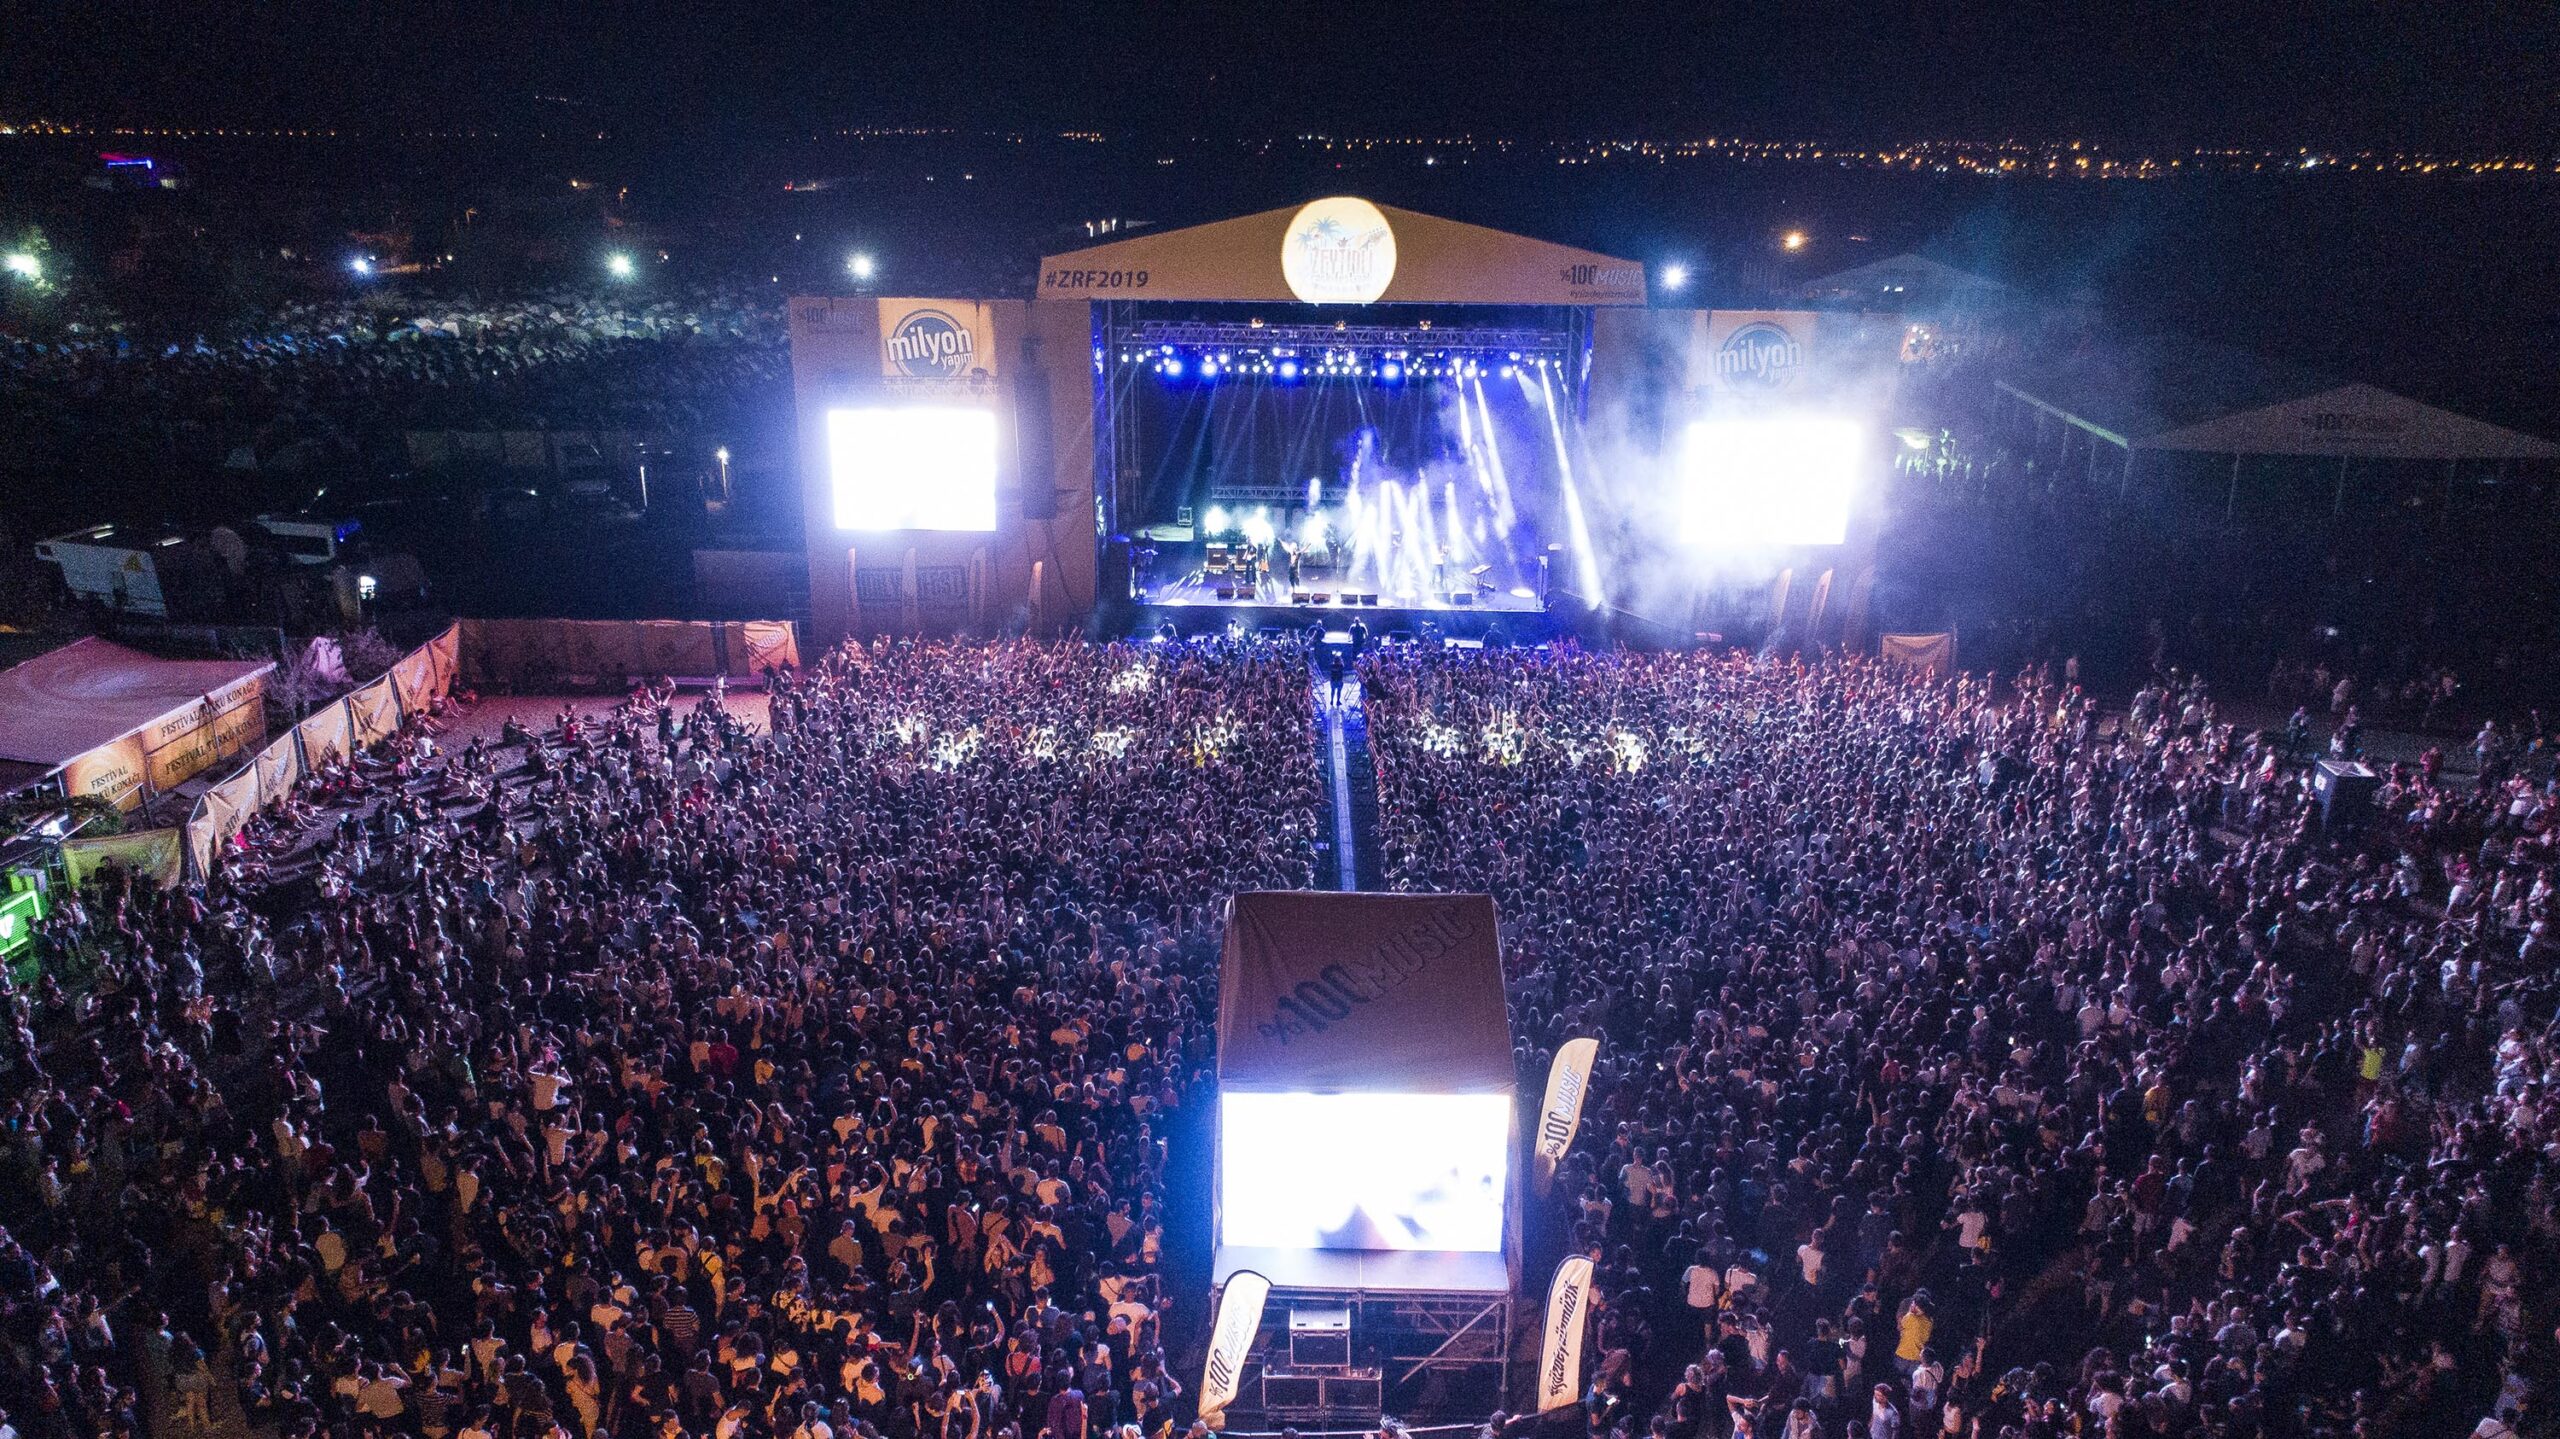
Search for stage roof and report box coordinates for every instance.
[1039,197,1648,307]
[1997,337,2560,461]
[0,638,272,768]
[1218,891,1513,1093]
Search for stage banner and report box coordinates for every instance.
[59,733,150,812]
[1697,310,1818,400]
[296,700,355,772]
[184,766,261,881]
[142,676,268,794]
[1879,631,1956,675]
[1217,891,1513,1092]
[1198,1269,1269,1431]
[876,298,999,386]
[253,734,302,809]
[1532,1037,1600,1194]
[347,677,403,748]
[425,622,461,693]
[1538,1255,1596,1413]
[739,621,801,673]
[61,827,185,889]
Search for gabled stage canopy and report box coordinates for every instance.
[1039,197,1649,307]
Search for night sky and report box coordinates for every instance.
[4,1,2554,146]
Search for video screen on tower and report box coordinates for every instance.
[1219,1091,1509,1253]
[827,404,999,532]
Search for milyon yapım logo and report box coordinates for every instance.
[885,308,975,378]
[1715,320,1804,390]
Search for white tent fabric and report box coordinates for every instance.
[0,638,271,767]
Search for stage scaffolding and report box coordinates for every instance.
[1214,1278,1515,1424]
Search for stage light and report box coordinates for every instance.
[847,252,876,280]
[826,405,999,531]
[1203,505,1231,535]
[1242,508,1277,546]
[1298,512,1327,547]
[1198,359,1217,377]
[1680,413,1864,547]
[3,253,41,281]
[605,252,636,280]
[1661,262,1689,291]
[1277,360,1300,381]
[1379,361,1402,381]
[348,256,373,276]
[1161,357,1184,377]
[1306,477,1321,507]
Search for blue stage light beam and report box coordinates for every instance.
[1535,367,1606,610]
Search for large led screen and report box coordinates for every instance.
[1678,413,1864,548]
[1219,1091,1509,1252]
[827,405,999,532]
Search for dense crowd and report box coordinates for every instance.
[0,287,787,481]
[0,639,1317,1439]
[1364,647,2558,1439]
[2,633,2557,1439]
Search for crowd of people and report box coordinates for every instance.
[0,631,2556,1439]
[0,639,1318,1439]
[0,285,787,488]
[1363,646,2557,1439]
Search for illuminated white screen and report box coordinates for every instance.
[827,405,999,531]
[1220,1092,1508,1253]
[1679,414,1864,548]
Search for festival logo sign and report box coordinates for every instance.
[1714,319,1806,391]
[1281,197,1398,305]
[882,305,980,379]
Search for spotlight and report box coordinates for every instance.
[1198,359,1218,378]
[1277,360,1300,381]
[1241,508,1277,546]
[605,252,636,280]
[1782,230,1809,252]
[1661,262,1689,291]
[847,252,876,280]
[1380,361,1403,381]
[1203,505,1231,535]
[3,252,41,281]
[348,256,374,277]
[1161,357,1184,377]
[1298,512,1328,547]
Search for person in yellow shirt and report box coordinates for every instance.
[1894,1293,1932,1377]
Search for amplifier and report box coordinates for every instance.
[1288,1307,1351,1369]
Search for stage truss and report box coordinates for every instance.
[1220,1281,1514,1423]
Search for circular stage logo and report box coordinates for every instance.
[1282,197,1398,305]
[1715,320,1805,391]
[885,308,976,379]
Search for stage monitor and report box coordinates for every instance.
[827,404,999,532]
[1679,413,1864,548]
[1220,1091,1510,1253]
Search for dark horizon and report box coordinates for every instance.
[5,1,2556,150]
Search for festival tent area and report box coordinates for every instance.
[0,638,267,765]
[1798,253,2013,310]
[1996,337,2560,461]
